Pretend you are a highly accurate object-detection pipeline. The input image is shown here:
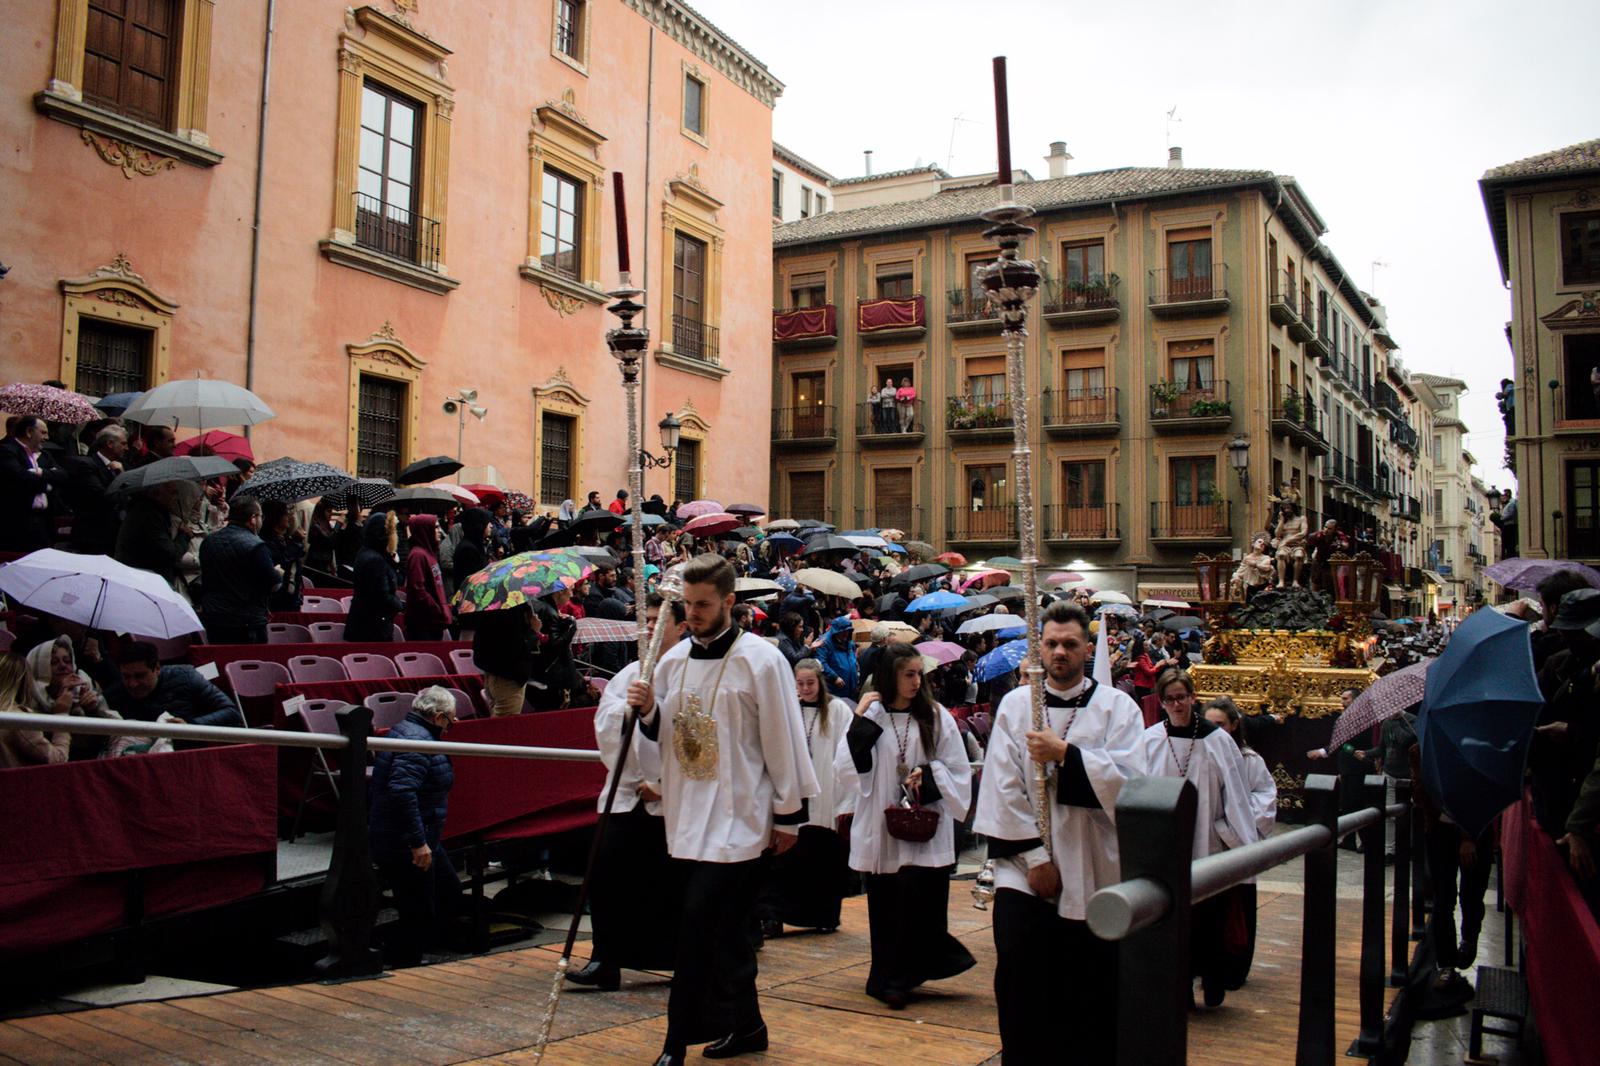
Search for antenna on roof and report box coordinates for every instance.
[1165,105,1181,149]
[947,113,978,172]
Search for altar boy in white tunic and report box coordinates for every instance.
[973,599,1145,1065]
[1139,667,1259,1007]
[631,554,818,1066]
[835,641,974,1009]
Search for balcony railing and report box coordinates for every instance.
[1325,448,1349,486]
[857,294,926,337]
[771,404,837,443]
[945,394,1013,433]
[1270,386,1317,430]
[1148,264,1229,315]
[946,288,1001,327]
[1149,500,1232,540]
[854,506,924,543]
[1042,386,1119,432]
[1310,313,1332,359]
[947,504,1020,543]
[1041,277,1120,323]
[1374,380,1404,419]
[353,192,442,271]
[1269,270,1298,327]
[671,315,720,364]
[857,399,924,439]
[1391,420,1419,453]
[1150,380,1232,427]
[1043,502,1121,541]
[772,304,837,345]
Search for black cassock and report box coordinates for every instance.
[589,801,680,971]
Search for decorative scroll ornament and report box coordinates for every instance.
[374,320,399,341]
[540,285,583,317]
[1271,764,1305,810]
[81,130,176,179]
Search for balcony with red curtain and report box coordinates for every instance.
[857,294,926,340]
[773,304,837,348]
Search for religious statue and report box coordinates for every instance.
[1273,501,1309,588]
[1229,533,1276,602]
[1305,518,1346,593]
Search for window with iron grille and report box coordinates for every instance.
[539,412,574,504]
[554,0,584,61]
[356,374,407,481]
[84,0,179,129]
[540,166,584,278]
[674,439,699,503]
[75,317,152,398]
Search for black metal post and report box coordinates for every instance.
[1390,779,1412,986]
[1114,776,1198,1066]
[1297,774,1339,1066]
[1349,775,1387,1057]
[315,704,382,978]
[1409,801,1427,941]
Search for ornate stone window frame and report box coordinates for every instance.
[346,324,426,475]
[550,0,591,75]
[57,255,178,391]
[320,6,459,295]
[35,0,222,170]
[656,167,728,380]
[667,400,711,500]
[521,98,610,313]
[531,368,590,505]
[680,61,709,146]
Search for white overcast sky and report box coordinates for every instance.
[694,0,1599,493]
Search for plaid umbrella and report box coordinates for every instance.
[107,454,239,494]
[574,617,639,645]
[341,478,397,508]
[677,499,725,519]
[454,549,594,617]
[245,460,355,503]
[1329,661,1429,749]
[0,383,100,424]
[175,430,254,463]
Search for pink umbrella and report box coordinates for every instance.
[915,640,966,667]
[175,430,254,463]
[1329,661,1429,749]
[1045,571,1086,587]
[442,484,481,506]
[684,512,741,536]
[0,383,99,424]
[676,499,725,519]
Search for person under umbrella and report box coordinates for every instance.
[113,481,192,595]
[62,423,128,555]
[451,508,492,594]
[347,513,401,642]
[197,494,280,645]
[404,515,452,642]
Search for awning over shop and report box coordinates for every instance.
[1421,570,1448,586]
[1383,584,1408,599]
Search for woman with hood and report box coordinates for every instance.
[815,614,860,699]
[25,635,121,759]
[347,512,402,642]
[404,514,453,641]
[452,508,491,591]
[557,498,578,526]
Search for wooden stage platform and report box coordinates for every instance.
[0,883,1378,1065]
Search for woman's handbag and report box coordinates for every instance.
[884,785,941,843]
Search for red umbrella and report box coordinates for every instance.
[934,551,968,567]
[463,484,506,506]
[1329,661,1429,749]
[685,512,742,537]
[175,430,254,463]
[0,383,99,424]
[442,484,481,506]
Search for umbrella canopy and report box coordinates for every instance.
[93,391,144,416]
[570,509,624,535]
[731,525,763,539]
[122,378,275,428]
[676,499,725,520]
[685,512,742,537]
[506,490,533,513]
[244,460,355,504]
[934,551,968,567]
[574,617,639,645]
[175,430,254,463]
[1144,608,1175,622]
[975,640,1028,683]
[803,534,859,556]
[735,578,783,601]
[441,484,481,507]
[1160,615,1205,632]
[844,534,888,550]
[1144,597,1192,609]
[107,454,239,495]
[765,533,804,554]
[637,513,670,527]
[961,593,998,611]
[955,568,1011,593]
[396,455,464,485]
[463,484,506,506]
[1095,603,1139,620]
[957,614,1027,636]
[883,543,907,555]
[1329,661,1429,749]
[382,486,459,516]
[989,585,1026,603]
[985,555,1025,571]
[915,640,967,667]
[1482,557,1600,592]
[339,477,397,508]
[726,502,765,517]
[572,545,620,568]
[0,548,202,637]
[764,519,801,532]
[0,383,100,424]
[1417,607,1543,838]
[1091,590,1133,605]
[791,567,861,600]
[454,550,595,618]
[1045,571,1086,587]
[890,563,951,588]
[907,590,966,613]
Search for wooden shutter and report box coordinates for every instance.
[788,470,825,520]
[84,0,178,129]
[873,467,914,530]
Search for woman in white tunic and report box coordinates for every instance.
[1137,668,1258,1007]
[835,642,974,1008]
[757,658,854,936]
[1203,695,1279,992]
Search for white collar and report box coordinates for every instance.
[1043,677,1087,700]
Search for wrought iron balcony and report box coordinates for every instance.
[945,394,1013,438]
[354,192,442,271]
[856,400,924,442]
[1150,380,1232,433]
[1269,270,1298,328]
[946,288,1004,331]
[1270,386,1323,451]
[1374,380,1405,420]
[1041,276,1120,325]
[1041,386,1119,436]
[1148,264,1229,317]
[1325,448,1349,486]
[946,504,1020,544]
[1288,289,1316,344]
[771,404,837,446]
[671,315,720,364]
[772,304,837,347]
[1307,314,1332,360]
[1149,500,1232,541]
[1043,502,1121,542]
[857,293,926,340]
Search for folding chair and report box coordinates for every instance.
[267,622,313,644]
[342,653,398,681]
[444,687,478,720]
[395,651,446,678]
[308,621,347,643]
[449,648,480,675]
[287,655,348,683]
[223,660,291,725]
[365,691,416,732]
[287,699,355,842]
[301,596,343,614]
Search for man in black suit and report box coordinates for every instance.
[0,415,66,552]
[64,423,129,554]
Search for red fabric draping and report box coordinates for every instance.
[1501,793,1600,1066]
[0,746,277,955]
[858,294,925,333]
[772,305,836,341]
[442,709,605,842]
[194,640,466,681]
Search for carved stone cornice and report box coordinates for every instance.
[518,262,608,311]
[620,0,783,109]
[79,129,176,178]
[35,90,222,169]
[1540,292,1600,332]
[60,254,179,313]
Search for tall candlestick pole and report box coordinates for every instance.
[992,56,1013,187]
[612,171,631,281]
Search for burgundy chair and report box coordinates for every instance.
[287,655,348,684]
[287,699,356,842]
[301,596,343,614]
[308,621,347,643]
[133,632,202,661]
[395,651,446,678]
[342,653,398,681]
[338,596,354,613]
[364,691,416,732]
[449,648,480,675]
[267,622,313,644]
[223,660,292,725]
[391,623,406,642]
[444,686,478,720]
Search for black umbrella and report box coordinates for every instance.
[243,460,356,504]
[376,486,457,516]
[1161,615,1206,632]
[989,586,1026,603]
[396,455,463,485]
[877,592,907,614]
[726,503,765,517]
[534,525,578,549]
[341,477,397,508]
[962,593,998,610]
[571,510,624,535]
[890,563,950,587]
[1145,608,1176,621]
[803,534,858,556]
[107,454,239,495]
[848,571,875,587]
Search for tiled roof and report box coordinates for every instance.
[775,165,1273,247]
[1413,373,1467,390]
[1434,416,1466,429]
[1481,138,1600,182]
[832,164,951,188]
[772,142,834,183]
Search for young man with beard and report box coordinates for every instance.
[630,554,818,1065]
[973,600,1145,1064]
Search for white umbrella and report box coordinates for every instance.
[957,614,1028,636]
[122,378,275,429]
[792,567,861,600]
[0,549,202,637]
[1091,590,1133,606]
[844,534,888,550]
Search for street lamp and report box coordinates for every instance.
[1227,435,1250,499]
[640,412,680,470]
[443,388,487,476]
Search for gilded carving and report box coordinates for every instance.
[540,285,583,317]
[1271,764,1305,811]
[81,130,176,179]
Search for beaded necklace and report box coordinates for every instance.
[1166,714,1199,780]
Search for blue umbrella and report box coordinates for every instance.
[975,639,1028,682]
[766,533,804,554]
[1095,602,1139,620]
[1416,608,1543,839]
[94,390,144,415]
[907,590,966,613]
[884,542,907,554]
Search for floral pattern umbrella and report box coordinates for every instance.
[453,549,594,617]
[506,490,534,513]
[0,383,100,424]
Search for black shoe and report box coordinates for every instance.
[564,960,620,991]
[760,919,784,940]
[1202,979,1225,1007]
[1457,932,1479,968]
[653,1054,685,1066]
[701,1024,768,1059]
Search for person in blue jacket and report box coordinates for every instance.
[369,686,459,966]
[815,615,860,699]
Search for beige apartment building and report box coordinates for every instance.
[768,150,1429,604]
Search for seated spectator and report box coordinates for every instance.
[0,652,71,768]
[108,641,242,728]
[25,635,120,759]
[199,494,280,645]
[64,423,128,554]
[370,685,460,966]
